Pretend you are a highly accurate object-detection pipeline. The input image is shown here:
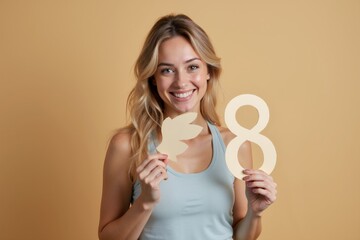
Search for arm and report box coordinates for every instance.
[232,141,277,240]
[98,132,168,240]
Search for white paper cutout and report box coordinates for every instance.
[225,94,277,180]
[157,112,203,162]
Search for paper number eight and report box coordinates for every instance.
[225,94,277,180]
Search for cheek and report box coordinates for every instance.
[192,73,208,88]
[154,77,166,90]
[154,78,170,98]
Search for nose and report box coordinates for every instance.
[174,70,188,88]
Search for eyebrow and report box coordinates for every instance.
[157,57,201,67]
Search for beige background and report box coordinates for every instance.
[1,0,359,239]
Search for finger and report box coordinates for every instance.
[244,178,276,191]
[151,165,168,178]
[146,159,167,172]
[137,154,168,173]
[140,153,168,169]
[137,155,168,178]
[153,170,169,185]
[246,179,277,198]
[138,162,167,181]
[144,167,169,189]
[243,169,272,178]
[243,172,276,188]
[250,187,277,203]
[246,180,277,195]
[162,157,169,165]
[143,165,165,184]
[245,173,277,189]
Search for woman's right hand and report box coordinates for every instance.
[136,153,169,210]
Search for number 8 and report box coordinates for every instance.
[225,94,277,180]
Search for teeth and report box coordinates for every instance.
[173,90,193,98]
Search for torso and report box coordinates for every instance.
[132,122,235,240]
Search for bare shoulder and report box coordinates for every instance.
[109,129,131,152]
[103,128,133,179]
[108,128,132,155]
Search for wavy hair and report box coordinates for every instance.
[125,14,222,181]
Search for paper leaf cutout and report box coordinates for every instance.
[157,112,203,161]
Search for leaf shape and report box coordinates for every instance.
[157,141,188,162]
[161,113,202,140]
[172,112,197,124]
[156,112,203,162]
[170,124,203,140]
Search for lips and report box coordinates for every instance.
[171,90,195,99]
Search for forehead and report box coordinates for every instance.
[158,36,200,62]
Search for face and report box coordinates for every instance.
[154,36,210,118]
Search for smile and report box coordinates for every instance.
[172,90,194,99]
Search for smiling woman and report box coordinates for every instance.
[154,36,210,116]
[98,14,277,240]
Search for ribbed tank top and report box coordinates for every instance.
[132,123,235,240]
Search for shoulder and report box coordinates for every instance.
[103,128,133,179]
[108,128,132,155]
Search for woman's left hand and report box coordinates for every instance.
[242,169,277,216]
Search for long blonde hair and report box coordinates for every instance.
[125,14,222,181]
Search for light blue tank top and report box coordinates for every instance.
[132,123,235,240]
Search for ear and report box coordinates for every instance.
[206,73,210,81]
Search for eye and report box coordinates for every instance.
[160,68,175,74]
[188,65,199,71]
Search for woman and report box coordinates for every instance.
[98,14,277,240]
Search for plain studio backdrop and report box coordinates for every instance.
[1,1,359,239]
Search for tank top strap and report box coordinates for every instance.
[207,123,226,154]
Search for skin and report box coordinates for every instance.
[154,36,210,118]
[98,36,277,240]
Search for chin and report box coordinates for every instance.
[176,106,198,114]
[165,101,200,116]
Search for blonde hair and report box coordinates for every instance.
[125,14,222,181]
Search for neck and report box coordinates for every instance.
[192,113,210,136]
